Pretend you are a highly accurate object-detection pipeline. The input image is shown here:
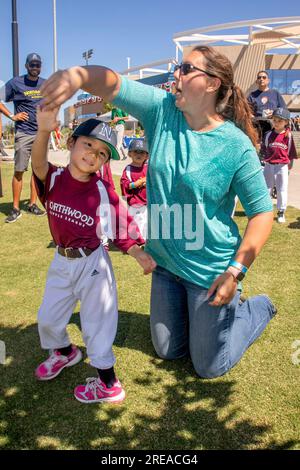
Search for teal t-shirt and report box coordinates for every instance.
[113,77,273,289]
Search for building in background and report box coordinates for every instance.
[173,17,300,112]
[63,17,300,125]
[63,93,104,127]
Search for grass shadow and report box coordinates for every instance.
[232,210,246,218]
[0,313,298,450]
[288,217,300,229]
[0,199,31,216]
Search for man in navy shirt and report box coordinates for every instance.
[2,53,46,223]
[248,70,287,138]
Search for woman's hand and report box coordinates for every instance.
[41,67,84,111]
[206,272,238,307]
[127,245,157,274]
[36,106,60,133]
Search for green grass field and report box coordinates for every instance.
[0,162,300,450]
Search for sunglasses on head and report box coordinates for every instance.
[28,62,41,68]
[174,63,217,78]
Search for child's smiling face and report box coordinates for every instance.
[68,136,110,179]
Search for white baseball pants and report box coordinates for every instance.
[38,245,118,369]
[263,162,289,211]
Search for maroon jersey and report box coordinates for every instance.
[34,163,144,251]
[97,162,115,189]
[261,130,297,164]
[120,162,148,207]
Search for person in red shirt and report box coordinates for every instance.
[120,139,148,239]
[261,107,298,223]
[31,109,156,404]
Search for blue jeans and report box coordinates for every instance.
[150,266,276,378]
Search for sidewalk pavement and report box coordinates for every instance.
[2,148,300,209]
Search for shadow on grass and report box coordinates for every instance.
[288,217,300,230]
[232,211,246,218]
[0,199,32,216]
[0,313,297,450]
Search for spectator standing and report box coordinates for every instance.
[111,107,128,159]
[3,53,46,223]
[248,71,286,138]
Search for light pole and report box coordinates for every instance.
[126,57,131,75]
[82,49,94,66]
[53,0,58,72]
[11,0,19,77]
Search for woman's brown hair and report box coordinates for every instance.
[192,46,258,146]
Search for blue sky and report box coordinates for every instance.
[1,0,300,117]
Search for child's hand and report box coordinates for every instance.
[135,177,146,188]
[37,106,60,133]
[127,245,157,275]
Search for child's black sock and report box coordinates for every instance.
[97,367,116,388]
[57,345,73,356]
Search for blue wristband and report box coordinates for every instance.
[229,260,248,274]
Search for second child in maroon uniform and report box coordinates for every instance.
[31,110,156,404]
[261,107,298,223]
[120,139,149,239]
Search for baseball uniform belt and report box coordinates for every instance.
[57,246,95,259]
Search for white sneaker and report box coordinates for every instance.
[277,211,286,223]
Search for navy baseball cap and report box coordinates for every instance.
[72,119,119,160]
[273,107,290,120]
[26,53,42,64]
[128,139,148,153]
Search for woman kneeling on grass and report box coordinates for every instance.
[40,45,276,379]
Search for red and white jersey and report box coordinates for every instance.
[261,129,297,164]
[120,162,148,207]
[34,163,144,251]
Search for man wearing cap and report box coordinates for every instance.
[248,71,287,138]
[3,53,46,223]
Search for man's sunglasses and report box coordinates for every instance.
[173,63,216,78]
[257,75,268,79]
[28,63,41,68]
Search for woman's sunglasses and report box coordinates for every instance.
[173,63,217,78]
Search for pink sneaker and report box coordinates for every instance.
[35,345,82,381]
[74,377,125,404]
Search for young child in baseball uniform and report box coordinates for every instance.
[120,139,148,239]
[261,107,298,223]
[31,108,156,404]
